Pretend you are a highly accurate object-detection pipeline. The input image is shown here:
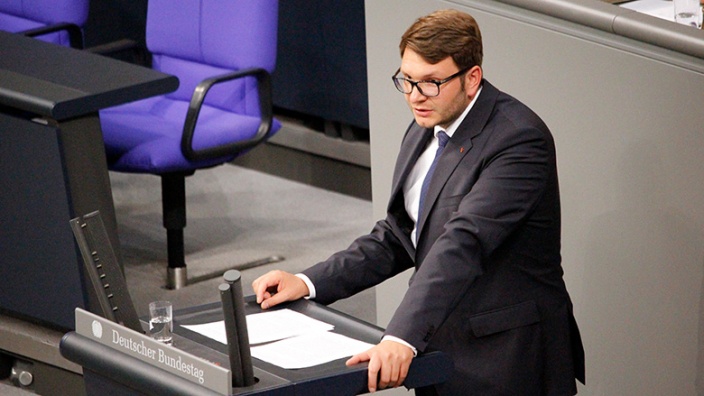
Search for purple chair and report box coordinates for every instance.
[0,0,87,48]
[100,0,281,289]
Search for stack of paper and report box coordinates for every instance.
[182,309,374,369]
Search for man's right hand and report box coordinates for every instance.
[251,270,309,309]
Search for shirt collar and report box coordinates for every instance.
[433,85,483,139]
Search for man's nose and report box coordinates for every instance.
[408,86,426,102]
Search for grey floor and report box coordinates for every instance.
[1,163,377,395]
[112,162,377,323]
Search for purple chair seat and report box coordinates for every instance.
[101,97,281,174]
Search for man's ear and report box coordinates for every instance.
[466,65,483,94]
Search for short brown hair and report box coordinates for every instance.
[399,9,483,69]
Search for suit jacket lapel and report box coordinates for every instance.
[416,81,500,241]
[387,123,433,257]
[389,124,434,207]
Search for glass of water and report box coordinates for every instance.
[674,0,703,28]
[149,300,173,345]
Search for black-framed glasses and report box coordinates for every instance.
[392,67,470,97]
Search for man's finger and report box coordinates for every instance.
[395,364,409,388]
[345,350,369,366]
[252,279,270,303]
[382,361,399,390]
[366,354,381,393]
[259,289,292,309]
[252,272,282,303]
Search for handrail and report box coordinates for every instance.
[490,0,704,59]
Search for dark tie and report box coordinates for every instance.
[417,130,449,231]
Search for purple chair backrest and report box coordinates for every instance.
[146,0,279,117]
[0,0,88,47]
[0,0,88,26]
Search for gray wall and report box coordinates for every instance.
[366,0,704,394]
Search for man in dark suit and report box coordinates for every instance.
[252,9,585,395]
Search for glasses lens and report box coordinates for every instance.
[417,82,439,97]
[393,77,411,93]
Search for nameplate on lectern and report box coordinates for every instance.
[75,308,231,394]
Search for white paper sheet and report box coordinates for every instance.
[181,320,229,344]
[250,331,374,369]
[182,308,335,345]
[182,309,376,369]
[620,0,675,21]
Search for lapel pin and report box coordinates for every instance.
[460,147,465,153]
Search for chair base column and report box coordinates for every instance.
[167,267,188,290]
[161,173,189,289]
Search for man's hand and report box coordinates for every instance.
[346,340,414,393]
[251,270,309,309]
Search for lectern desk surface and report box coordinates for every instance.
[171,297,452,395]
[0,30,179,120]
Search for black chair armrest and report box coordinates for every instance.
[20,22,83,49]
[85,38,151,67]
[181,67,274,161]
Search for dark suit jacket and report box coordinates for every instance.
[302,80,585,395]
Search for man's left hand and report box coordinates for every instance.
[345,340,414,393]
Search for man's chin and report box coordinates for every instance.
[414,117,436,128]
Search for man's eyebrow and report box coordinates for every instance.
[399,70,441,81]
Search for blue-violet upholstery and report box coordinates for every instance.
[0,0,87,48]
[99,0,281,287]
